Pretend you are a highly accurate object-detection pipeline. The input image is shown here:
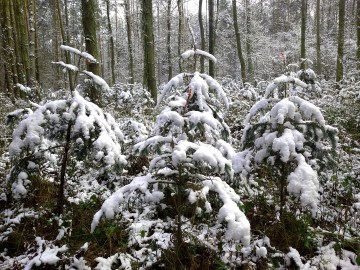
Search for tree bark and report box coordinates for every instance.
[199,0,206,73]
[28,0,36,88]
[57,122,72,214]
[105,0,116,85]
[335,0,346,83]
[141,0,157,101]
[1,0,15,97]
[156,2,161,86]
[166,0,173,80]
[300,0,307,70]
[316,0,322,75]
[357,0,360,71]
[232,0,246,82]
[9,0,22,94]
[208,0,215,77]
[52,0,61,90]
[245,0,253,82]
[125,0,135,84]
[177,0,184,73]
[16,0,31,88]
[34,0,40,84]
[56,0,74,92]
[81,0,102,105]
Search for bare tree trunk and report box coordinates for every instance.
[28,0,36,89]
[316,0,322,75]
[245,0,253,82]
[177,0,184,73]
[199,0,206,73]
[336,0,346,83]
[141,0,157,101]
[56,0,74,92]
[1,0,15,97]
[300,0,307,70]
[9,0,22,94]
[52,0,61,90]
[125,0,135,84]
[81,0,102,105]
[357,0,360,71]
[208,0,215,77]
[34,0,40,84]
[232,0,246,82]
[106,0,116,85]
[156,1,161,86]
[16,0,31,88]
[57,122,72,214]
[166,0,173,80]
[99,35,105,79]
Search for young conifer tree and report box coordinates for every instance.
[7,47,126,212]
[91,49,250,268]
[233,75,338,217]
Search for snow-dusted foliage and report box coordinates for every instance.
[105,82,154,114]
[60,45,97,63]
[6,90,126,199]
[264,74,308,99]
[234,83,338,216]
[51,61,79,72]
[91,61,250,268]
[81,70,110,92]
[264,70,322,100]
[181,49,217,63]
[0,237,68,269]
[157,71,229,111]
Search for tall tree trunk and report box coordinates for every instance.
[232,0,246,82]
[245,0,253,81]
[177,0,184,73]
[64,0,71,45]
[357,0,360,71]
[56,0,74,92]
[9,0,22,94]
[1,0,15,97]
[156,1,161,86]
[316,0,322,75]
[81,0,102,105]
[336,0,346,83]
[28,0,36,88]
[34,0,40,84]
[300,0,307,70]
[99,34,105,79]
[208,0,215,77]
[16,0,31,88]
[125,0,135,84]
[199,0,205,73]
[141,0,157,101]
[166,0,173,80]
[105,0,115,85]
[52,0,61,90]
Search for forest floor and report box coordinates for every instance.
[0,80,359,269]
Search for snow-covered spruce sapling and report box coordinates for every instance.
[7,91,126,213]
[91,51,250,268]
[233,76,338,217]
[263,73,308,99]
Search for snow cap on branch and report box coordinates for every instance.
[181,49,217,64]
[60,45,97,63]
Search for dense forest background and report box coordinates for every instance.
[1,0,359,96]
[0,0,360,269]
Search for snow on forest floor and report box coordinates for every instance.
[0,78,359,269]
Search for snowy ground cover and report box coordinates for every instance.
[0,72,359,269]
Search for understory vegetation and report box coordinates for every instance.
[0,59,360,269]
